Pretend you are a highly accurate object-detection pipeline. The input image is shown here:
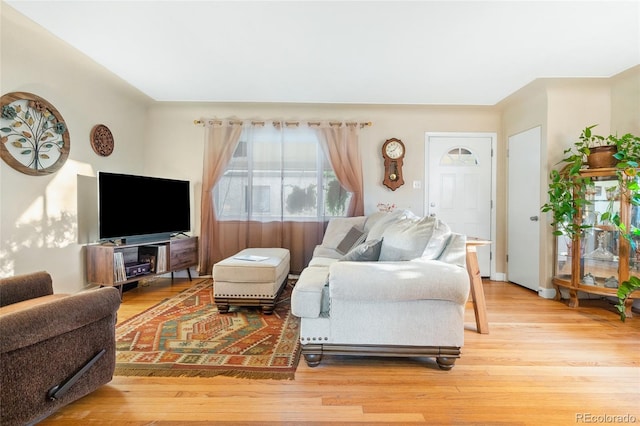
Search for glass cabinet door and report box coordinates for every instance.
[580,175,620,288]
[555,233,572,280]
[629,177,640,282]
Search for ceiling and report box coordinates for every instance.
[5,1,640,105]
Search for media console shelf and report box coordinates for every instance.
[86,236,198,295]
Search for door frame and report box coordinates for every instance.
[425,132,500,281]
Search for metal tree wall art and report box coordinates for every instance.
[0,92,70,176]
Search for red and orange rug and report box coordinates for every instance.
[114,279,301,380]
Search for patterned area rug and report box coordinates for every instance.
[114,278,301,380]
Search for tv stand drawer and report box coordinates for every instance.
[169,237,198,271]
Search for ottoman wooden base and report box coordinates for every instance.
[213,248,290,315]
[214,276,287,315]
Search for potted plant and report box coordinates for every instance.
[542,126,640,321]
[573,124,618,169]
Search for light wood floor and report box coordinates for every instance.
[41,277,640,425]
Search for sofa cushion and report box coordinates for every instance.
[378,216,450,261]
[340,239,383,262]
[336,226,366,254]
[365,209,416,241]
[321,216,367,249]
[328,260,469,305]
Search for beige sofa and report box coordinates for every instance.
[291,210,470,370]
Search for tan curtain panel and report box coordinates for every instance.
[315,122,365,216]
[198,120,243,275]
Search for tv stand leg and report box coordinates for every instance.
[170,269,192,282]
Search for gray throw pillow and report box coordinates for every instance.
[336,226,366,254]
[340,239,383,261]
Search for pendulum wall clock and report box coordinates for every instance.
[382,138,405,191]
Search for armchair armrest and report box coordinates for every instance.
[0,287,121,354]
[328,260,469,305]
[0,271,53,307]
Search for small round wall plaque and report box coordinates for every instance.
[90,124,114,157]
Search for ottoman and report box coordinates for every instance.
[213,248,290,314]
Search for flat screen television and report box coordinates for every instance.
[98,171,191,244]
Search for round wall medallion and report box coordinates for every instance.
[90,124,114,157]
[0,92,70,176]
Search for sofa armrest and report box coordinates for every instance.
[291,266,330,318]
[328,260,469,305]
[0,271,53,307]
[0,287,121,354]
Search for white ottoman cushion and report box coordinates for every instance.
[213,248,290,302]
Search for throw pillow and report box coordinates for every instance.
[365,209,417,241]
[321,217,367,249]
[378,215,442,261]
[336,226,366,254]
[421,218,451,260]
[340,239,383,262]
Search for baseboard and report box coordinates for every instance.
[537,287,557,299]
[490,272,506,281]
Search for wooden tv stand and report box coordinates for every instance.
[86,236,198,295]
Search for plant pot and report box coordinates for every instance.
[587,145,618,169]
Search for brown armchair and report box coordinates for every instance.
[0,271,121,425]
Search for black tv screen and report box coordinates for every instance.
[98,172,190,242]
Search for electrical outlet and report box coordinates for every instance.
[413,180,421,189]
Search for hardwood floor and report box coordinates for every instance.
[41,277,640,425]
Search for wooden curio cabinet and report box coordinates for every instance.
[553,168,639,317]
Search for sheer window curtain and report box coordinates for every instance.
[200,120,363,274]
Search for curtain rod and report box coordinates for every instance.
[193,119,372,128]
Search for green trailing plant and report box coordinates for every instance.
[541,165,593,240]
[616,276,640,322]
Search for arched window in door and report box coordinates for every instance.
[440,147,479,166]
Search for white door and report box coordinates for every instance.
[507,127,541,291]
[427,134,493,276]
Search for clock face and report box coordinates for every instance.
[0,92,70,176]
[385,140,404,159]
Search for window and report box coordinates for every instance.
[215,125,350,221]
[440,147,479,166]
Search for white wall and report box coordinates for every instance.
[144,102,501,242]
[0,5,151,292]
[610,65,640,135]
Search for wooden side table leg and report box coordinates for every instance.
[466,246,489,334]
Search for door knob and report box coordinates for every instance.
[530,216,539,221]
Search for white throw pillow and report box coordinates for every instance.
[365,209,416,241]
[378,216,450,261]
